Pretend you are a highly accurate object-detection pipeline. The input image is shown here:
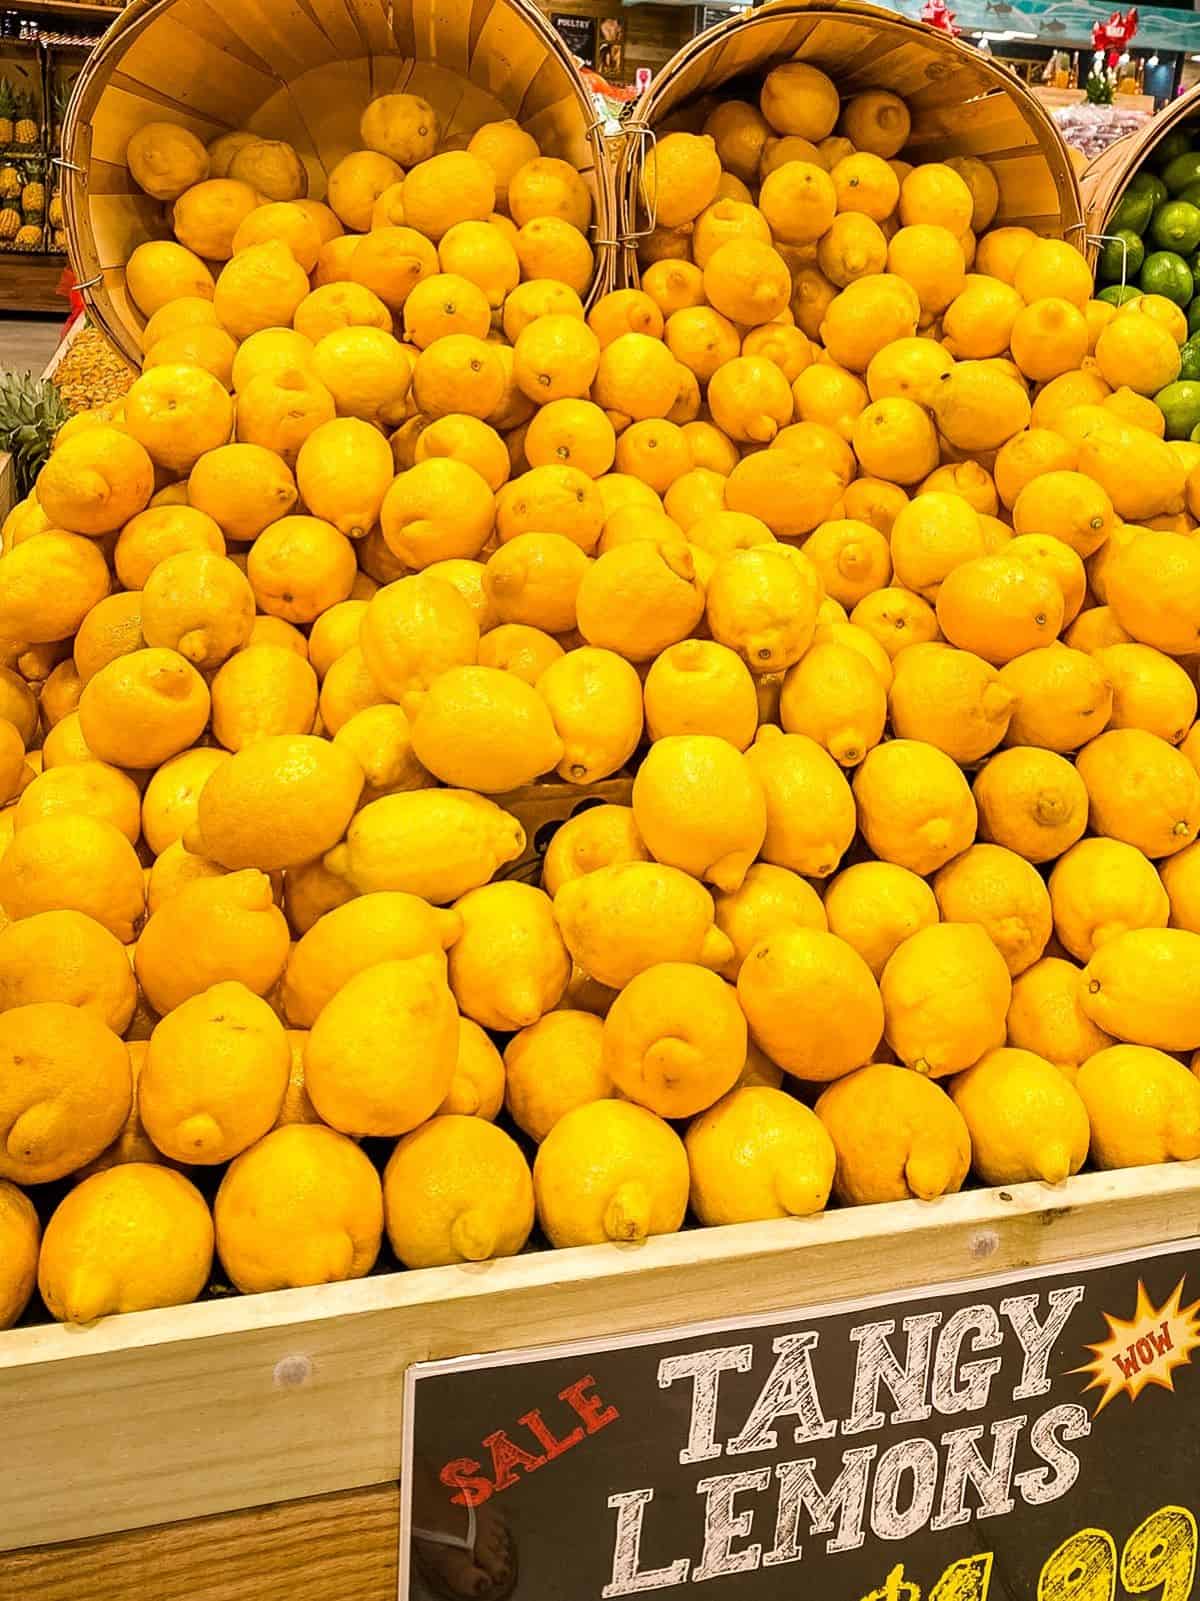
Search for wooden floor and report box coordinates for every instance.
[0,313,65,376]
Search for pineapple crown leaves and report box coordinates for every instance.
[0,371,70,497]
[0,79,15,121]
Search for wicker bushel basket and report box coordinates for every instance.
[60,0,616,367]
[617,0,1084,284]
[1081,86,1200,267]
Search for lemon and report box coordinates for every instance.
[360,575,479,709]
[295,417,395,540]
[38,1164,213,1324]
[1077,728,1200,859]
[1095,313,1182,396]
[687,1086,835,1225]
[15,761,141,845]
[815,1064,970,1204]
[882,921,1012,1077]
[211,646,318,752]
[576,540,704,662]
[437,1019,505,1120]
[1106,529,1200,654]
[483,531,589,634]
[319,644,387,735]
[704,99,770,181]
[702,239,793,328]
[1048,837,1169,961]
[1158,841,1200,935]
[188,441,298,542]
[643,639,758,751]
[1092,642,1195,744]
[711,862,827,983]
[555,863,732,989]
[0,1002,130,1184]
[1076,419,1184,523]
[852,737,977,876]
[497,464,605,551]
[821,275,921,373]
[333,702,430,802]
[449,882,568,1032]
[950,1047,1090,1184]
[227,138,307,203]
[822,860,940,980]
[541,805,648,897]
[0,815,144,942]
[632,733,765,894]
[779,640,886,766]
[737,925,882,1082]
[0,909,136,1034]
[1081,927,1200,1049]
[973,746,1088,863]
[516,217,594,296]
[801,518,890,609]
[119,506,219,593]
[850,586,940,660]
[533,647,642,785]
[995,644,1112,754]
[305,957,459,1135]
[935,553,1063,666]
[852,396,940,484]
[216,1124,383,1292]
[126,238,216,313]
[0,533,111,648]
[135,869,289,1015]
[932,843,1051,977]
[889,492,986,601]
[141,981,289,1163]
[740,726,853,879]
[1007,956,1114,1073]
[1079,1044,1200,1167]
[601,961,745,1118]
[384,1116,532,1269]
[705,545,822,674]
[887,642,1012,763]
[533,1099,688,1247]
[409,665,562,794]
[293,281,391,345]
[504,1011,612,1142]
[760,161,837,245]
[325,789,523,903]
[0,1180,38,1328]
[942,276,1023,359]
[759,61,839,139]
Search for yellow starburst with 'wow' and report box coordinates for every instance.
[1073,1278,1200,1415]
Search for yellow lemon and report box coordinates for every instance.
[1077,727,1200,858]
[642,638,758,750]
[1011,468,1113,557]
[0,908,135,1033]
[759,61,839,141]
[134,870,289,1015]
[314,326,414,428]
[931,362,1032,453]
[801,518,890,608]
[576,540,704,661]
[745,727,855,878]
[448,881,568,1031]
[534,1098,688,1247]
[779,640,886,767]
[384,1117,532,1269]
[942,275,1023,359]
[889,491,985,599]
[36,426,153,537]
[360,573,479,708]
[821,274,920,372]
[705,545,822,673]
[540,804,648,897]
[702,239,793,327]
[822,860,939,980]
[172,179,260,263]
[1095,312,1182,396]
[361,91,439,164]
[0,1180,38,1328]
[477,622,565,686]
[1082,927,1200,1049]
[304,958,458,1135]
[1077,1045,1200,1168]
[437,1018,505,1120]
[850,585,941,659]
[293,282,391,345]
[950,1047,1090,1184]
[0,1002,129,1184]
[816,1064,970,1204]
[216,1124,382,1291]
[38,1165,212,1324]
[406,665,561,793]
[536,646,642,784]
[504,1011,612,1142]
[601,961,745,1118]
[852,396,939,484]
[213,240,309,343]
[1010,297,1089,383]
[554,862,731,990]
[1007,955,1115,1073]
[853,738,977,875]
[998,643,1112,751]
[687,1086,836,1224]
[882,921,1011,1077]
[633,733,766,893]
[1013,238,1092,308]
[324,788,523,904]
[187,441,298,541]
[933,842,1052,976]
[139,549,254,671]
[14,761,141,845]
[736,926,882,1082]
[1048,837,1170,961]
[1093,641,1196,744]
[888,641,1013,762]
[973,746,1087,863]
[124,363,233,477]
[127,239,215,312]
[935,553,1063,665]
[1106,529,1200,653]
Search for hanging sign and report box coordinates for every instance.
[400,1237,1200,1599]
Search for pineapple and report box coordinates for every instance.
[0,79,15,147]
[0,166,19,200]
[51,226,66,253]
[0,205,19,243]
[13,91,39,149]
[14,224,40,250]
[21,175,44,218]
[0,369,69,495]
[48,191,63,227]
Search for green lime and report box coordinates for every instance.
[1163,152,1200,195]
[1189,299,1200,336]
[1130,170,1169,210]
[1178,181,1200,210]
[1110,184,1155,236]
[1155,380,1200,439]
[1181,334,1200,381]
[1098,283,1142,306]
[1141,250,1195,305]
[1156,129,1196,170]
[1098,228,1145,282]
[1190,422,1200,442]
[1151,200,1200,254]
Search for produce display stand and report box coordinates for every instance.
[1081,81,1200,260]
[4,1166,1200,1598]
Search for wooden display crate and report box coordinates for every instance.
[2,1162,1198,1598]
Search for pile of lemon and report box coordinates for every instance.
[3,63,1200,1332]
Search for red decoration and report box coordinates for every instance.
[1091,8,1138,68]
[921,0,960,32]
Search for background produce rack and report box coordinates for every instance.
[616,0,1085,287]
[1081,79,1200,267]
[3,1165,1200,1598]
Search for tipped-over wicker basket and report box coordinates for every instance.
[1081,86,1200,269]
[61,0,616,366]
[617,0,1084,284]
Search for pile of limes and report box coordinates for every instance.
[1098,126,1200,437]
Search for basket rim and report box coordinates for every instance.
[60,0,616,368]
[1080,77,1200,256]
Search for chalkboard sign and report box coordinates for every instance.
[401,1236,1200,1599]
[550,12,597,65]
